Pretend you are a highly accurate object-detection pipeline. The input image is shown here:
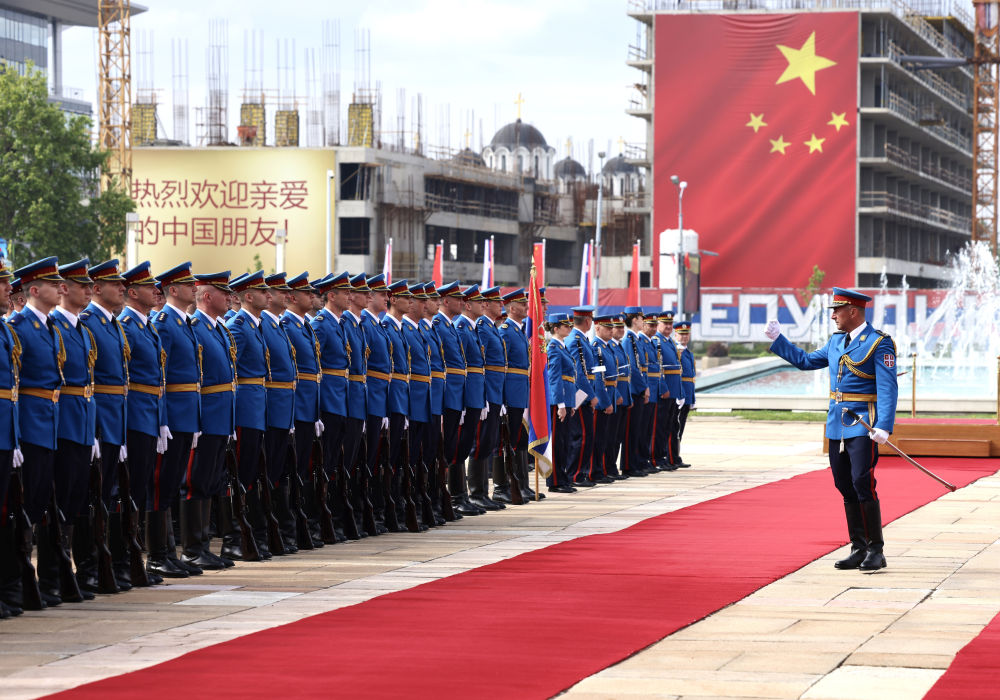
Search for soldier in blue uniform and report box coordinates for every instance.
[79,260,133,588]
[469,285,506,511]
[495,288,536,502]
[419,282,451,522]
[433,282,472,515]
[150,263,202,577]
[652,310,681,471]
[119,262,169,584]
[0,261,23,617]
[565,306,599,486]
[382,281,413,528]
[545,313,577,493]
[638,311,661,473]
[590,314,619,484]
[226,271,274,557]
[3,258,65,609]
[7,277,25,316]
[359,273,393,533]
[621,307,650,477]
[403,282,437,527]
[180,271,237,570]
[608,315,631,480]
[33,259,96,603]
[767,288,898,572]
[281,272,328,546]
[451,285,487,515]
[674,321,696,458]
[340,274,372,534]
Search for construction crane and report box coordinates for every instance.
[97,0,133,196]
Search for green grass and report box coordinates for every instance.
[693,410,996,422]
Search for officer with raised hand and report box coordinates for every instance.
[3,258,65,610]
[767,288,898,572]
[281,273,328,546]
[419,283,451,522]
[181,272,237,570]
[39,260,97,603]
[80,260,132,589]
[452,285,487,515]
[495,288,535,502]
[621,307,649,477]
[260,273,297,555]
[469,286,506,511]
[432,281,469,515]
[0,262,23,618]
[590,314,619,484]
[565,306,599,487]
[609,316,631,480]
[119,262,169,584]
[150,263,201,578]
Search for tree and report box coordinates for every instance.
[0,64,134,266]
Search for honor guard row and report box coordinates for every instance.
[0,259,698,619]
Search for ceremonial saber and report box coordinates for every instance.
[842,408,957,492]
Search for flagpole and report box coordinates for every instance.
[531,263,539,501]
[593,151,605,312]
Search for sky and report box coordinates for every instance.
[60,0,647,169]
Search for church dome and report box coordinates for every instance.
[452,148,485,167]
[602,154,639,175]
[554,156,586,178]
[489,119,549,150]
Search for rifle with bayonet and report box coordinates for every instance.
[287,438,314,551]
[225,441,261,561]
[401,426,421,532]
[89,457,118,594]
[256,448,285,555]
[47,491,84,602]
[9,467,42,610]
[435,437,457,522]
[379,427,401,532]
[117,458,149,587]
[356,439,379,536]
[311,436,338,544]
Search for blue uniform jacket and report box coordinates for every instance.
[261,311,296,430]
[454,315,485,410]
[680,344,696,405]
[477,317,506,406]
[381,315,410,417]
[622,330,648,396]
[639,333,659,398]
[10,308,61,450]
[50,310,97,447]
[566,328,598,404]
[80,303,128,445]
[402,317,431,423]
[119,307,166,438]
[0,321,20,450]
[611,339,632,408]
[341,311,368,420]
[770,323,898,439]
[310,310,349,418]
[227,310,268,431]
[592,336,617,411]
[360,309,391,418]
[190,310,236,436]
[153,304,201,434]
[545,339,576,407]
[499,318,529,410]
[655,332,682,399]
[282,311,321,424]
[421,318,446,416]
[433,312,466,413]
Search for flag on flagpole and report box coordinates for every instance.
[432,240,443,286]
[527,262,552,478]
[578,241,590,306]
[480,236,494,289]
[382,238,393,284]
[532,242,545,288]
[628,240,640,306]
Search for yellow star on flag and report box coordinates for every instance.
[776,32,836,95]
[746,113,767,133]
[769,135,790,155]
[828,112,849,131]
[804,133,825,153]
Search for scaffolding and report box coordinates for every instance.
[972,0,999,252]
[97,0,132,192]
[199,18,229,145]
[275,110,300,146]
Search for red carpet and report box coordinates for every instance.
[924,608,1000,699]
[52,457,997,700]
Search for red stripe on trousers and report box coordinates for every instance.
[153,453,163,511]
[184,448,196,500]
[573,408,587,480]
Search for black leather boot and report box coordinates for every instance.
[274,480,299,553]
[35,520,62,602]
[202,499,232,567]
[180,500,224,570]
[517,451,543,501]
[859,500,887,571]
[72,515,100,593]
[146,510,189,578]
[108,513,132,591]
[834,501,868,570]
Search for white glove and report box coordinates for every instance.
[290,426,296,435]
[459,409,466,426]
[231,431,237,441]
[314,420,325,437]
[403,418,409,430]
[119,445,128,462]
[91,439,101,461]
[869,428,889,445]
[764,320,781,340]
[157,425,171,454]
[500,404,507,416]
[12,447,23,468]
[191,431,201,450]
[676,398,685,408]
[480,407,489,421]
[381,417,389,431]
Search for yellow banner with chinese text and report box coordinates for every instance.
[132,148,335,278]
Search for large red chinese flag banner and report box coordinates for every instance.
[654,13,858,288]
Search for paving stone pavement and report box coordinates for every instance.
[0,418,996,700]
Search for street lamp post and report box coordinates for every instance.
[669,174,688,320]
[593,151,606,309]
[325,168,335,274]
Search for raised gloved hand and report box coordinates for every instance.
[764,320,781,340]
[191,431,201,450]
[119,445,128,462]
[12,447,23,468]
[314,420,325,437]
[91,439,101,461]
[676,398,686,408]
[869,428,889,445]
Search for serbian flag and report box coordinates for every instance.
[578,241,591,306]
[527,262,552,477]
[432,241,443,286]
[382,238,392,284]
[480,236,494,289]
[653,13,858,288]
[532,241,545,288]
[627,240,640,306]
